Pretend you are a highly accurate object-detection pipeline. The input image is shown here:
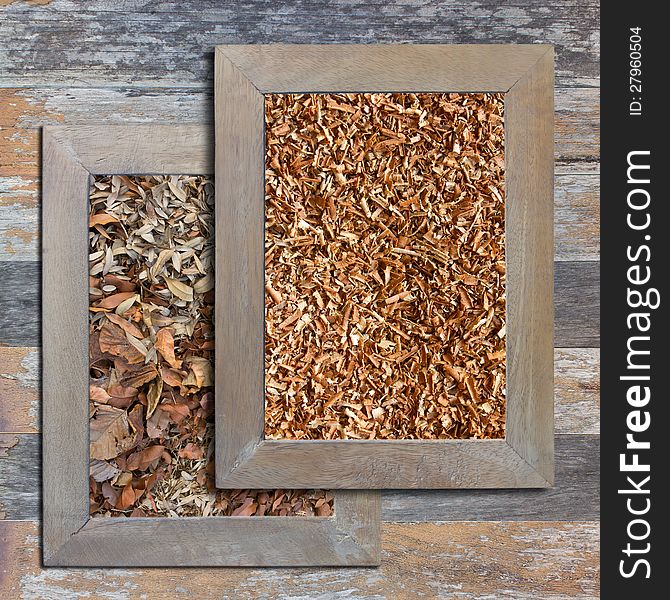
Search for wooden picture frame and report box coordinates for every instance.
[215,44,554,489]
[41,124,381,567]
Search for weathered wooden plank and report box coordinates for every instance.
[383,435,598,521]
[0,0,600,591]
[0,86,599,261]
[554,174,599,262]
[0,520,599,599]
[0,262,40,346]
[0,179,38,261]
[0,86,598,170]
[0,261,599,346]
[554,261,600,347]
[0,434,598,521]
[0,88,60,180]
[0,434,39,520]
[555,347,599,434]
[0,346,598,435]
[1,172,600,263]
[554,87,600,172]
[0,347,39,433]
[0,1,599,88]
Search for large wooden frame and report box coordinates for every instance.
[41,124,381,567]
[215,45,554,489]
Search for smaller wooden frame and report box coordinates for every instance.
[41,124,380,567]
[215,44,554,489]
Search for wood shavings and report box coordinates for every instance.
[89,174,333,517]
[264,93,506,440]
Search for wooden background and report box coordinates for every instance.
[0,1,599,598]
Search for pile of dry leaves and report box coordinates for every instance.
[89,174,333,517]
[265,93,506,440]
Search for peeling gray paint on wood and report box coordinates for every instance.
[0,194,39,262]
[0,1,599,88]
[0,347,40,432]
[554,87,600,171]
[0,262,40,346]
[0,434,39,520]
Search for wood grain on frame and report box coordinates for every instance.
[42,130,90,559]
[215,44,555,490]
[214,50,266,482]
[218,44,552,93]
[504,48,555,485]
[48,492,380,567]
[41,124,380,567]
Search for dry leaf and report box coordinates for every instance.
[127,403,145,440]
[168,180,187,202]
[178,443,204,460]
[146,406,171,439]
[232,498,257,517]
[116,482,136,510]
[116,472,133,488]
[101,481,120,506]
[89,212,119,227]
[155,328,181,368]
[98,291,136,310]
[107,384,138,400]
[160,402,190,423]
[90,385,112,404]
[193,273,214,294]
[160,367,183,387]
[105,313,144,338]
[90,405,134,460]
[90,459,121,482]
[119,364,158,388]
[164,277,194,302]
[183,357,213,388]
[126,445,165,471]
[115,293,139,316]
[103,274,136,293]
[151,249,174,278]
[146,377,163,419]
[124,331,148,359]
[98,323,145,364]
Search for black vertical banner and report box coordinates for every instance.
[601,5,667,596]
